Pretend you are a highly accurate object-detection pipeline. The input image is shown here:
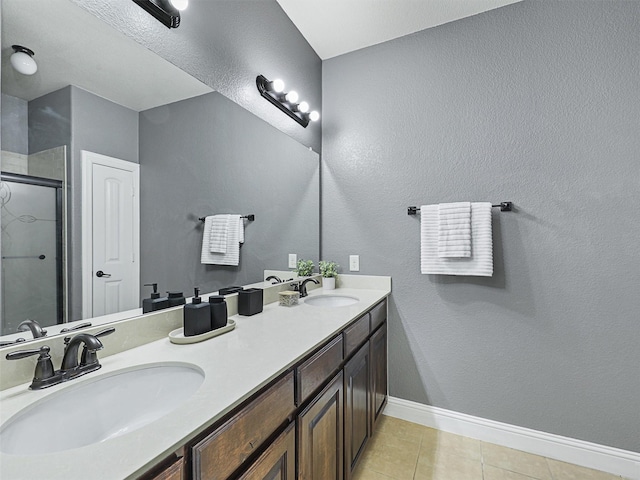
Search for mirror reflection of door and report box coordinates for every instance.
[82,151,140,318]
[1,173,63,335]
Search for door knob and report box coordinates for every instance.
[96,270,111,278]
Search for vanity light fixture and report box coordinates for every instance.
[132,0,182,28]
[10,45,37,75]
[256,75,320,128]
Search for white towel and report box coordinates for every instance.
[421,202,493,276]
[208,214,230,253]
[438,202,471,257]
[201,214,242,266]
[237,216,245,244]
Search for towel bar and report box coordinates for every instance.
[198,214,255,222]
[407,202,512,215]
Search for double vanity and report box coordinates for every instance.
[0,275,391,480]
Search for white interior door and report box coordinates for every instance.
[82,151,139,318]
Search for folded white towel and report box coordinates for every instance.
[421,202,493,276]
[208,214,230,253]
[438,202,471,258]
[201,214,242,266]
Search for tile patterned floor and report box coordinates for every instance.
[353,415,626,480]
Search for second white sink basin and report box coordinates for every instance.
[304,295,359,307]
[0,363,204,455]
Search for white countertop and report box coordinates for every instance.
[0,284,390,480]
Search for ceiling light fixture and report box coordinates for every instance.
[256,75,320,128]
[10,45,37,76]
[132,0,181,28]
[169,0,188,11]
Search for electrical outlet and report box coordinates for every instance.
[349,255,360,272]
[288,254,297,269]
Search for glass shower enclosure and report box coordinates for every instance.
[1,173,63,335]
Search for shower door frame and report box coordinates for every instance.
[1,172,65,326]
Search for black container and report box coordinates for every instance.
[142,283,169,313]
[219,286,242,296]
[183,288,211,336]
[208,295,228,329]
[238,288,263,316]
[167,291,186,307]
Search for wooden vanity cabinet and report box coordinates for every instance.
[146,298,388,480]
[237,422,296,480]
[143,453,185,480]
[370,321,388,431]
[344,341,371,480]
[298,371,344,480]
[192,372,295,480]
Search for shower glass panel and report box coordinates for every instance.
[1,174,63,335]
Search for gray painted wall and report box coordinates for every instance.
[1,93,28,154]
[72,0,322,153]
[29,86,139,321]
[68,86,139,320]
[139,91,319,296]
[28,87,71,156]
[322,1,640,452]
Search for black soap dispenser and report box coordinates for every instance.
[208,295,228,330]
[183,288,211,336]
[142,283,169,313]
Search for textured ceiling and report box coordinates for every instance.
[276,0,523,59]
[1,0,211,111]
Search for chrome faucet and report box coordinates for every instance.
[291,278,319,298]
[17,319,47,338]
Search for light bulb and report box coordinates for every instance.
[309,111,320,122]
[272,79,285,93]
[10,46,37,76]
[298,101,309,113]
[170,0,188,10]
[285,91,299,103]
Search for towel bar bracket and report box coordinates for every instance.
[407,202,512,215]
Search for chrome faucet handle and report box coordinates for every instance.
[5,346,60,389]
[80,328,115,367]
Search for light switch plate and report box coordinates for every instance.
[288,254,297,269]
[349,255,360,272]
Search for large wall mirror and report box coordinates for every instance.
[0,0,320,346]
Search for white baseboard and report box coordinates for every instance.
[384,396,640,480]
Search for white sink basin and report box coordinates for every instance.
[0,363,204,455]
[304,294,359,307]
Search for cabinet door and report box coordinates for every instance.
[370,322,388,431]
[193,372,295,480]
[238,422,296,480]
[298,371,344,480]
[344,341,370,480]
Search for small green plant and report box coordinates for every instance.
[319,260,339,278]
[295,259,314,277]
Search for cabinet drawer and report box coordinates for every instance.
[296,335,343,405]
[193,371,295,480]
[369,299,387,331]
[343,313,370,359]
